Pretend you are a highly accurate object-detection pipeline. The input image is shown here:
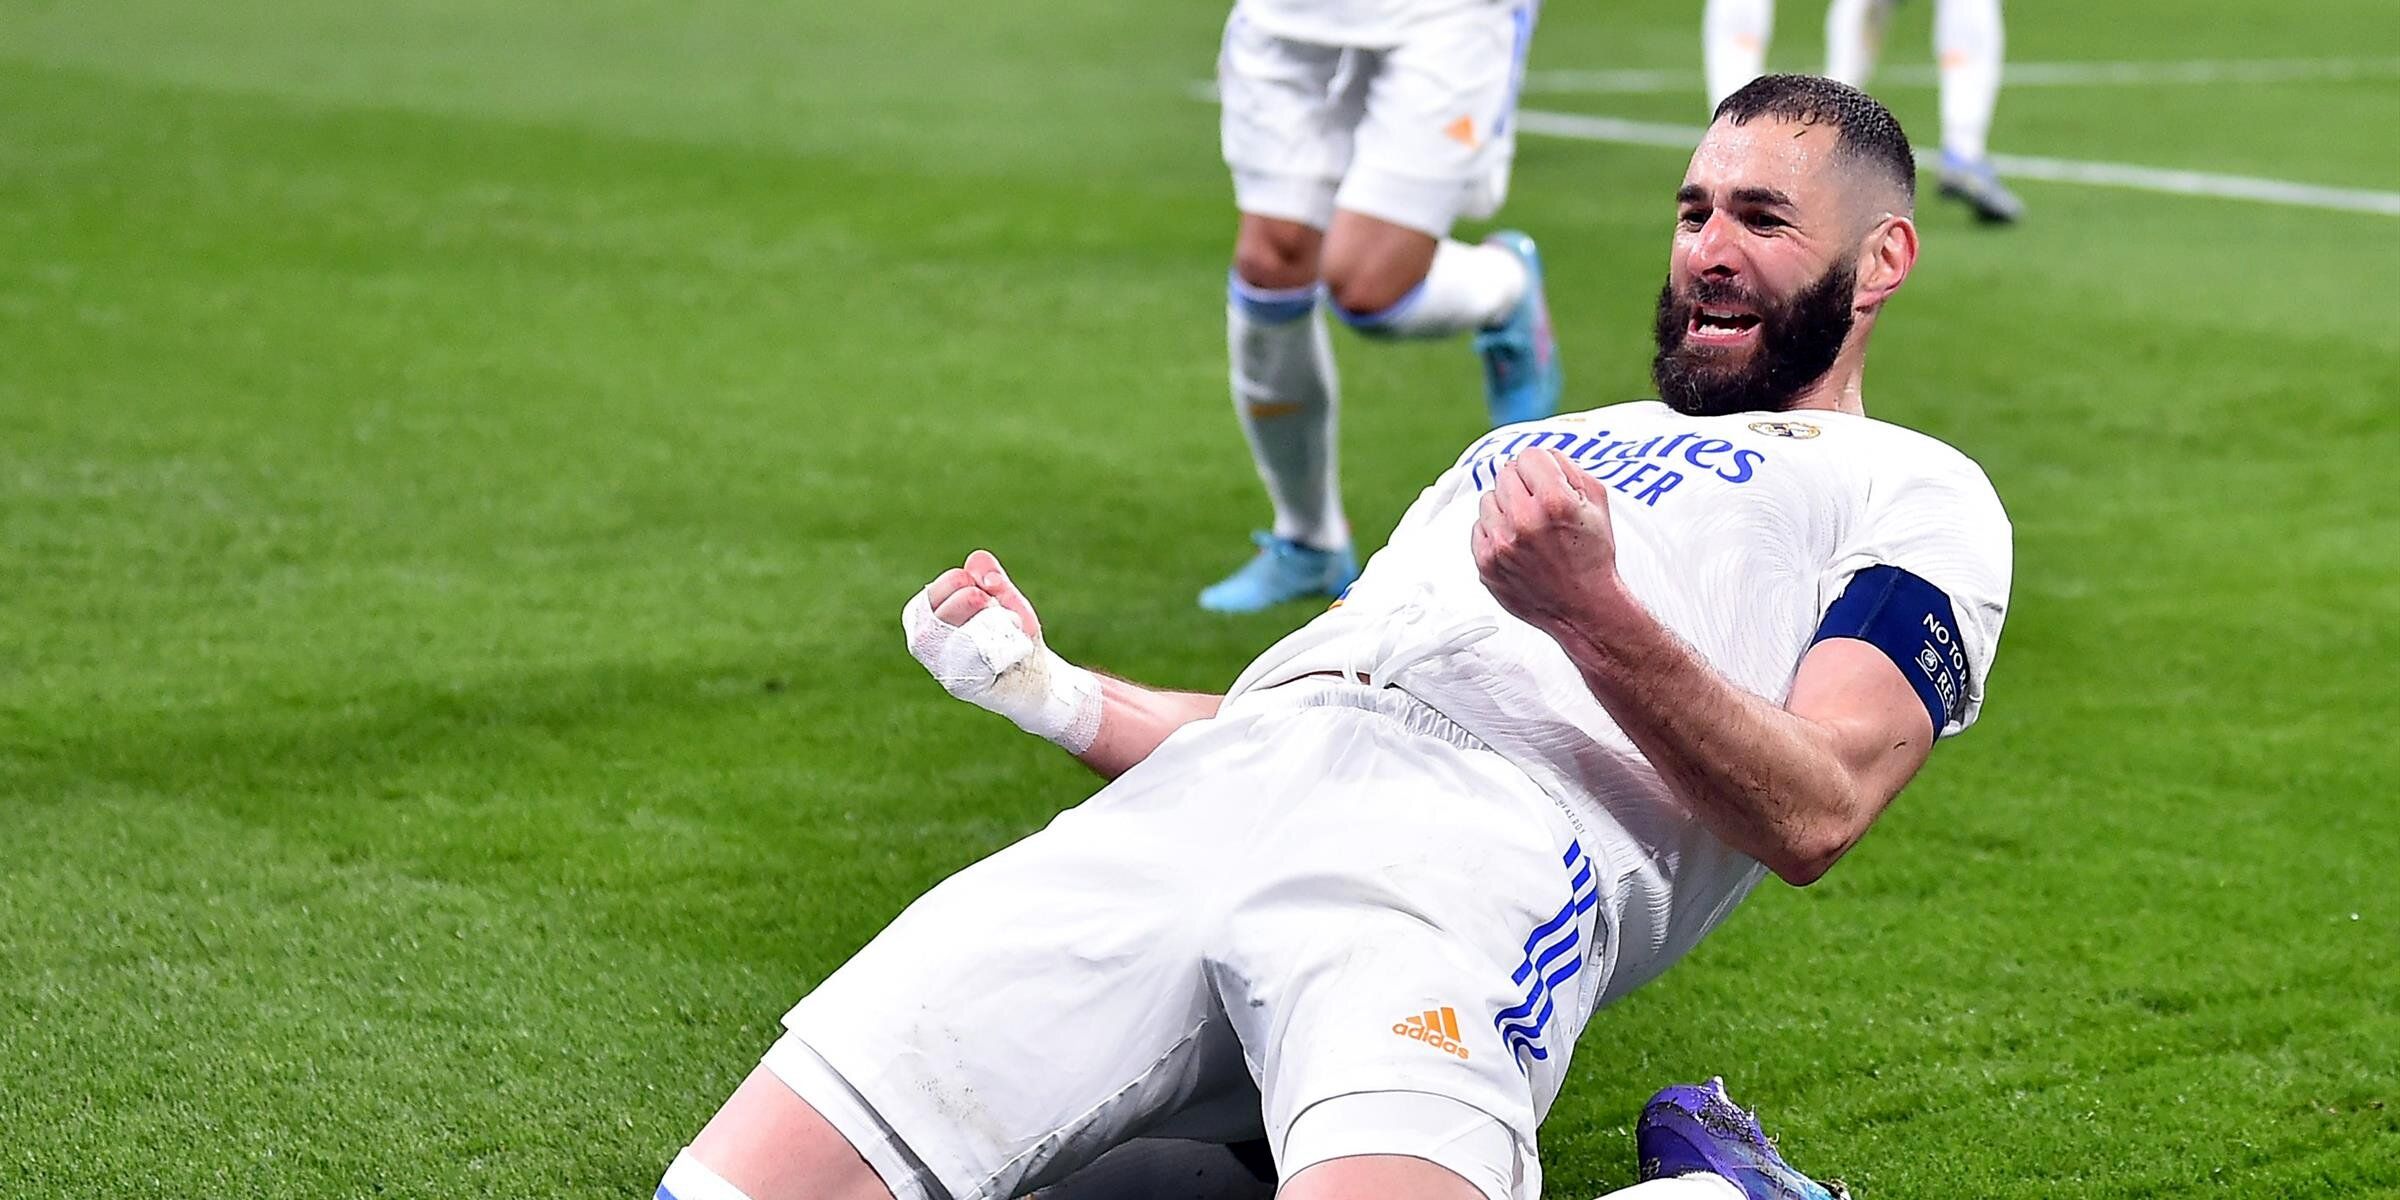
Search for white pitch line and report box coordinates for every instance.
[1510,109,2400,218]
[1984,151,2400,217]
[1525,56,2400,96]
[1511,111,1703,149]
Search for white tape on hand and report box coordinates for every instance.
[902,588,1104,754]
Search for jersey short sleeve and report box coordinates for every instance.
[1817,446,2013,738]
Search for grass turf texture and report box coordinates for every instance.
[1,0,2396,1194]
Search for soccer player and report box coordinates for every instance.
[1702,0,2023,222]
[655,76,2010,1200]
[1201,0,1563,614]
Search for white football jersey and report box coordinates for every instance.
[1232,0,1511,50]
[1227,401,2013,1003]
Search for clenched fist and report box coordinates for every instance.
[1470,448,1626,636]
[902,549,1102,752]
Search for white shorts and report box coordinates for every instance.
[1218,4,1538,236]
[774,679,1613,1200]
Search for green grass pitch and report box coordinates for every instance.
[2,0,2396,1195]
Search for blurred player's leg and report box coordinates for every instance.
[1702,0,1775,109]
[1219,216,1355,604]
[1209,16,1363,612]
[1336,1,1557,424]
[1934,0,2002,161]
[1822,0,1896,86]
[1321,213,1522,339]
[1931,0,2023,222]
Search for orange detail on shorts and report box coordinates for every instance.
[1444,115,1478,147]
[1392,1006,1471,1059]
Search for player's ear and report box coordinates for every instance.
[1853,213,1917,312]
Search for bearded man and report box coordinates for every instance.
[653,74,2012,1200]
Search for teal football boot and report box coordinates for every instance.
[1198,532,1357,614]
[1473,230,1563,427]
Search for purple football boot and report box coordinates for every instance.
[1637,1078,1849,1200]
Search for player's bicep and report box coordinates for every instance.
[1788,562,1974,807]
[1785,638,1935,812]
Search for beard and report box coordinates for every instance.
[1651,262,1859,417]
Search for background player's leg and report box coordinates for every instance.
[1334,2,1557,426]
[1320,212,1525,341]
[1222,214,1350,564]
[1206,19,1359,612]
[1935,0,2003,163]
[1930,0,2023,221]
[662,1066,896,1200]
[1701,0,1775,109]
[1822,0,1895,86]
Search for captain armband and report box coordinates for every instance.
[1811,565,1970,735]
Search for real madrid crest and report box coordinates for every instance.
[1747,420,1822,440]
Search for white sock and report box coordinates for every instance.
[658,1148,758,1200]
[1935,0,2004,161]
[1823,0,1894,85]
[1229,276,1348,550]
[1595,1174,1747,1200]
[1703,0,1775,109]
[1334,239,1527,339]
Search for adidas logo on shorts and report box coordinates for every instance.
[1393,1007,1471,1060]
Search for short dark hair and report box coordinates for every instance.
[1714,74,1916,203]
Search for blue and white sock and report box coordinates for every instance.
[1332,240,1526,341]
[1228,272,1348,550]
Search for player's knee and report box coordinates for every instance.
[657,1147,759,1200]
[1233,218,1322,290]
[1320,214,1437,322]
[1321,263,1425,322]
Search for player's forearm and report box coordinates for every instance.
[1545,583,1867,885]
[1074,674,1222,780]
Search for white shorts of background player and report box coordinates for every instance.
[1219,2,1535,238]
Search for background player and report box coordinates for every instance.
[1204,0,1564,614]
[1702,0,2022,221]
[656,76,2010,1200]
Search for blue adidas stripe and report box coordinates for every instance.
[1493,842,1601,1068]
[1500,953,1583,1044]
